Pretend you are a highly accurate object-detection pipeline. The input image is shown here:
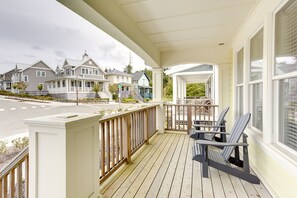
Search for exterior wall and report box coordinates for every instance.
[23,62,56,92]
[137,74,149,86]
[232,0,297,197]
[106,75,132,84]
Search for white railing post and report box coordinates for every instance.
[25,113,101,198]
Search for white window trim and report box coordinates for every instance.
[24,75,29,82]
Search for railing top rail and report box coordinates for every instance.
[0,146,29,178]
[164,104,219,107]
[100,104,159,122]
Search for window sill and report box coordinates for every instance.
[246,128,297,171]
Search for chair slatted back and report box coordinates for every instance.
[212,107,230,131]
[221,113,251,161]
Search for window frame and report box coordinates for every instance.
[248,27,264,133]
[272,0,297,155]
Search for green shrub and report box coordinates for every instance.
[12,137,29,151]
[0,141,7,154]
[122,98,138,103]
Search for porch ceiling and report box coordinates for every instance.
[179,73,211,83]
[57,0,258,67]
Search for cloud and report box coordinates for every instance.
[23,54,37,58]
[54,50,66,58]
[32,46,44,51]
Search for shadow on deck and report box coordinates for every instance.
[101,133,272,198]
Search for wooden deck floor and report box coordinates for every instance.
[101,133,272,198]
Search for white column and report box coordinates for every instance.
[25,113,101,198]
[152,68,165,133]
[152,68,163,102]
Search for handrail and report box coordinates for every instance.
[100,104,158,122]
[0,146,29,177]
[0,146,29,198]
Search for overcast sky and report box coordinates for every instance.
[0,0,148,74]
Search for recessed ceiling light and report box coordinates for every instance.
[219,43,225,46]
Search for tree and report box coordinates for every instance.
[37,84,43,92]
[186,83,205,97]
[109,84,119,100]
[163,77,173,99]
[92,82,102,98]
[14,81,28,99]
[124,64,133,74]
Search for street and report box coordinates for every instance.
[0,97,138,139]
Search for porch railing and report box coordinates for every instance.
[0,104,158,193]
[0,147,29,198]
[99,105,157,182]
[164,104,219,132]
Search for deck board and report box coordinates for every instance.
[102,133,272,198]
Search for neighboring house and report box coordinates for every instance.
[11,61,56,94]
[0,68,15,91]
[132,72,152,99]
[105,69,132,98]
[46,52,111,100]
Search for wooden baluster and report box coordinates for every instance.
[144,110,149,144]
[101,122,105,177]
[123,115,132,163]
[3,175,7,198]
[115,118,119,164]
[106,121,111,172]
[187,105,192,134]
[111,119,115,168]
[183,105,185,131]
[0,178,2,198]
[120,117,124,161]
[9,169,15,198]
[16,163,22,198]
[25,156,29,198]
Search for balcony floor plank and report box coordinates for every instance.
[101,133,272,198]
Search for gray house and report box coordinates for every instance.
[46,52,111,100]
[0,69,15,91]
[10,61,56,94]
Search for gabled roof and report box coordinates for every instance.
[132,72,150,82]
[106,69,132,77]
[63,56,106,74]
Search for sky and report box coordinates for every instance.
[0,0,148,74]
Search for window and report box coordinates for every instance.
[95,70,98,75]
[249,28,264,132]
[57,81,61,88]
[82,68,85,74]
[24,75,28,82]
[236,48,244,118]
[274,0,297,152]
[62,80,66,87]
[36,70,46,77]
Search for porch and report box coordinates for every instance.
[101,132,271,198]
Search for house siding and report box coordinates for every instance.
[23,62,56,92]
[232,0,297,197]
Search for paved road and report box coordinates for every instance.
[0,97,138,139]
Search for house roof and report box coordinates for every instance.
[63,55,106,74]
[132,72,150,82]
[106,69,132,77]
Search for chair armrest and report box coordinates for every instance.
[193,124,221,128]
[193,131,231,135]
[196,140,248,147]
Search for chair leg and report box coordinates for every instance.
[201,145,209,177]
[243,135,250,173]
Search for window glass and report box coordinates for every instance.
[236,86,243,117]
[237,48,244,84]
[251,83,263,131]
[275,0,297,75]
[250,28,264,81]
[278,77,297,151]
